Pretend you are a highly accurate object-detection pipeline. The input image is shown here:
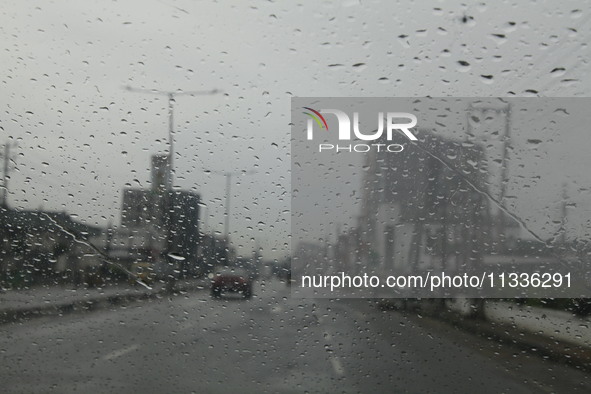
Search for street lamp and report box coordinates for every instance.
[467,102,511,251]
[1,141,17,208]
[123,85,221,188]
[204,169,257,239]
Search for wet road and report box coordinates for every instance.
[1,279,590,393]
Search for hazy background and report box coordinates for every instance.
[1,0,589,259]
[292,98,591,248]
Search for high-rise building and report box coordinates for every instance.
[121,188,166,229]
[119,154,201,275]
[151,153,171,192]
[167,190,201,264]
[120,189,201,266]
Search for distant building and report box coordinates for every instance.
[358,132,491,274]
[120,188,201,272]
[121,188,164,228]
[167,190,201,266]
[119,154,201,275]
[151,153,172,192]
[294,241,327,271]
[0,207,102,286]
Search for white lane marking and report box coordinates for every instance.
[102,344,139,361]
[271,305,283,313]
[179,321,196,331]
[354,310,366,321]
[315,313,323,324]
[330,357,345,376]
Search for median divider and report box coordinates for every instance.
[0,278,208,325]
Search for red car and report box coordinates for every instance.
[211,268,253,299]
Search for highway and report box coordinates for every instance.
[1,279,590,393]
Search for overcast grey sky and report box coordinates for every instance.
[1,0,590,259]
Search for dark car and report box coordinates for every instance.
[211,268,253,299]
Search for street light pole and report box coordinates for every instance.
[124,86,221,189]
[168,92,174,181]
[224,172,232,238]
[467,102,511,252]
[1,141,17,208]
[205,169,257,239]
[467,103,511,202]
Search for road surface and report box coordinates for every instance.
[1,279,590,393]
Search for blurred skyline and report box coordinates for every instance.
[1,0,590,258]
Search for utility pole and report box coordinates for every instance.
[499,103,511,205]
[1,141,17,208]
[468,102,511,251]
[560,183,568,245]
[124,86,221,188]
[224,173,231,238]
[205,169,257,239]
[466,103,511,318]
[468,103,511,202]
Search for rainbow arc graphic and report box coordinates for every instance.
[303,107,328,130]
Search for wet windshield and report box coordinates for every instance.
[1,1,591,393]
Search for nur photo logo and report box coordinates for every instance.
[303,107,418,153]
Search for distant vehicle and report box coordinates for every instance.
[211,268,252,299]
[128,261,156,285]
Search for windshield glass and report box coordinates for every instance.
[1,1,591,393]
